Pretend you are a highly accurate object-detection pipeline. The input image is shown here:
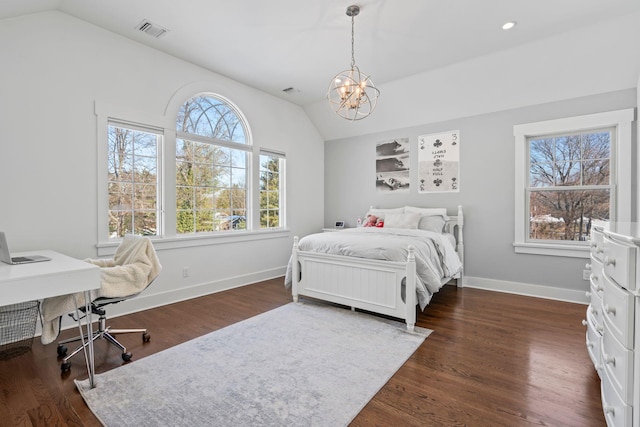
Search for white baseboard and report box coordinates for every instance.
[463,276,589,305]
[38,270,587,340]
[37,266,288,338]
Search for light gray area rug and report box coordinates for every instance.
[75,301,431,426]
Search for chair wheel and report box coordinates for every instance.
[142,332,150,343]
[57,345,68,357]
[61,361,71,372]
[122,352,132,362]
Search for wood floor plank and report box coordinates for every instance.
[0,278,604,426]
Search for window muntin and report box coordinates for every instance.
[260,153,284,229]
[513,108,633,258]
[176,95,247,143]
[107,122,161,239]
[176,95,250,234]
[526,129,613,242]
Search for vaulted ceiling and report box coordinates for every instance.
[2,0,639,107]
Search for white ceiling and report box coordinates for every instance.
[2,0,640,106]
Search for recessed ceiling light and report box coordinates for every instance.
[502,21,517,30]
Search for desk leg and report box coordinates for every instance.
[72,292,95,388]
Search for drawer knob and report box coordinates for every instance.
[585,263,591,270]
[581,319,587,326]
[604,304,616,315]
[590,242,597,248]
[597,325,604,334]
[590,306,599,315]
[592,275,599,282]
[604,256,616,266]
[586,339,594,349]
[596,246,604,254]
[585,291,591,298]
[603,405,615,416]
[603,353,616,366]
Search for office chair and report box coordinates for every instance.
[55,235,161,372]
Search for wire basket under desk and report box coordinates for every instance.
[0,300,40,360]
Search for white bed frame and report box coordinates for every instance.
[291,205,464,331]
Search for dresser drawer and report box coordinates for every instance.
[588,290,604,331]
[590,255,605,296]
[603,238,637,291]
[602,274,635,348]
[602,320,634,404]
[591,230,605,262]
[586,314,602,375]
[601,371,633,427]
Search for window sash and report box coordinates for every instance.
[107,122,162,239]
[513,108,634,258]
[259,152,285,229]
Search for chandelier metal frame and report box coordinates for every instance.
[327,5,380,121]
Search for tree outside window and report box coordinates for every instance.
[107,124,160,238]
[527,129,612,242]
[176,95,249,234]
[260,154,282,229]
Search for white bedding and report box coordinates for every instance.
[284,227,462,309]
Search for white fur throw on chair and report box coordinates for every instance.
[40,235,162,345]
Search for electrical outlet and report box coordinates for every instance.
[183,266,189,278]
[583,270,590,281]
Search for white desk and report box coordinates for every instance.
[0,250,100,386]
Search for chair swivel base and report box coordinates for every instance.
[57,324,150,372]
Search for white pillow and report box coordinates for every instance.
[366,207,404,220]
[417,215,447,233]
[404,206,448,233]
[404,206,448,219]
[383,212,421,229]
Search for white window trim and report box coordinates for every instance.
[258,148,287,230]
[513,108,635,258]
[95,98,290,256]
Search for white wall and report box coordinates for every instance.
[0,11,324,322]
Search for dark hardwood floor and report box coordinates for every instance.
[0,278,604,426]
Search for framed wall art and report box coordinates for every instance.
[375,138,410,193]
[418,130,459,193]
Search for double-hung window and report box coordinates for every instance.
[514,108,634,257]
[107,120,162,238]
[259,150,285,229]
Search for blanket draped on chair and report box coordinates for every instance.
[40,235,162,345]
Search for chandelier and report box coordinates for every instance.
[327,5,380,121]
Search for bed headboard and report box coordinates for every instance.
[365,204,464,269]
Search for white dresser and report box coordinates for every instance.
[586,225,640,427]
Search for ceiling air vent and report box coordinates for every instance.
[135,19,169,38]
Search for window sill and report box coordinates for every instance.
[97,229,291,257]
[513,242,589,258]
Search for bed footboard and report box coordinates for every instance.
[292,237,417,331]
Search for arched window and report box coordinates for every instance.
[98,90,284,247]
[175,94,251,233]
[177,95,247,143]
